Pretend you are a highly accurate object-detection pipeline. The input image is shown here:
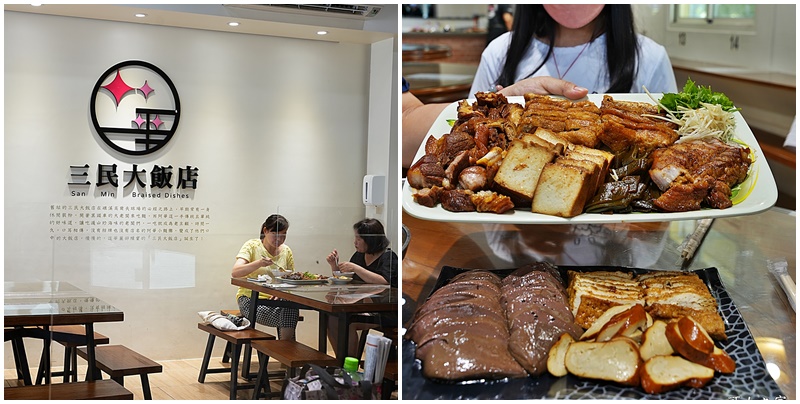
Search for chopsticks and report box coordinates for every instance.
[768,258,796,312]
[263,255,286,271]
[677,218,714,270]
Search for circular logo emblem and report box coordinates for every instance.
[90,60,181,156]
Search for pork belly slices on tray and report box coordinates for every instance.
[408,263,583,381]
[407,270,527,381]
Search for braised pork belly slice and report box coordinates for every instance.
[470,190,514,214]
[598,95,678,153]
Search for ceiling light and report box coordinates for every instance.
[31,4,42,6]
[317,30,328,35]
[228,22,240,27]
[134,13,146,18]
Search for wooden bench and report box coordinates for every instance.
[250,340,340,399]
[76,345,162,400]
[217,309,303,364]
[196,322,275,400]
[36,325,110,384]
[4,379,133,400]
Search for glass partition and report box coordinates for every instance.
[5,204,399,376]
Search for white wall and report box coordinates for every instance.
[4,10,397,367]
[633,4,796,75]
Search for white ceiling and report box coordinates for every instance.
[4,4,398,44]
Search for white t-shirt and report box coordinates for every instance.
[470,32,677,96]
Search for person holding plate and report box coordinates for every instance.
[232,214,299,341]
[325,218,398,357]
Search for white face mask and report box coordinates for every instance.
[543,4,605,29]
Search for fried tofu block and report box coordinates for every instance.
[531,162,592,217]
[637,272,726,340]
[555,157,601,201]
[493,140,557,207]
[566,271,644,329]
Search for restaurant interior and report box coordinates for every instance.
[4,3,797,401]
[5,3,399,400]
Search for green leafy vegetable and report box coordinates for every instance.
[659,79,736,112]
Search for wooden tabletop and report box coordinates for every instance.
[403,62,478,103]
[4,281,124,326]
[231,278,397,314]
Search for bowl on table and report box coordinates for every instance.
[328,275,353,285]
[332,271,354,279]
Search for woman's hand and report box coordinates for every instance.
[259,255,274,268]
[496,76,589,99]
[337,262,359,274]
[325,250,339,273]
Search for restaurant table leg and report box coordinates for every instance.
[10,328,33,386]
[336,313,350,363]
[240,290,260,380]
[246,290,259,327]
[84,323,101,381]
[318,312,328,353]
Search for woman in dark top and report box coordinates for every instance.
[325,218,398,357]
[326,218,398,287]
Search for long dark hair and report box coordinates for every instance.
[260,214,289,239]
[354,218,390,254]
[498,5,637,93]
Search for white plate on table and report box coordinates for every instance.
[278,278,327,285]
[402,93,778,224]
[266,283,297,288]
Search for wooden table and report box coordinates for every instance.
[403,62,479,103]
[402,207,796,398]
[402,43,451,62]
[4,281,124,384]
[231,278,397,362]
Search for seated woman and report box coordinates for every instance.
[232,214,299,341]
[325,218,399,357]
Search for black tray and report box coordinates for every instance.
[402,266,786,399]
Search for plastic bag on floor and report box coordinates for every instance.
[282,363,377,400]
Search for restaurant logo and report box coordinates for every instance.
[90,60,181,156]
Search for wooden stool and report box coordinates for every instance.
[196,322,275,400]
[250,340,340,399]
[76,345,162,400]
[4,379,133,400]
[35,325,110,384]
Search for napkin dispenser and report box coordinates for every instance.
[363,175,385,206]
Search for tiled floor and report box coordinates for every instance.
[4,354,397,400]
